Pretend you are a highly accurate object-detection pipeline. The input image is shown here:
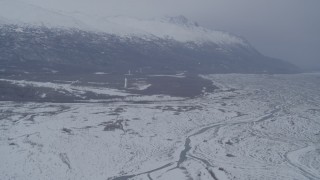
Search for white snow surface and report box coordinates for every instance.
[0,79,131,97]
[1,73,320,180]
[0,0,247,45]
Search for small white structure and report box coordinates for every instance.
[124,78,128,88]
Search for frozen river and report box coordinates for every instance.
[1,73,320,180]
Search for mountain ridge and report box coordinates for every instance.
[0,0,301,75]
[0,0,247,45]
[0,24,299,75]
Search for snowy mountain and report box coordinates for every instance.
[0,0,300,74]
[0,0,246,45]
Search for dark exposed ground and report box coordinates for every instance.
[0,72,216,102]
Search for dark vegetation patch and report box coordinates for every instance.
[101,120,124,131]
[226,154,236,157]
[62,128,72,135]
[0,73,217,102]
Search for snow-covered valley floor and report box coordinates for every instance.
[1,73,320,180]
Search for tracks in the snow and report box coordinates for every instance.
[111,106,282,180]
[285,146,320,180]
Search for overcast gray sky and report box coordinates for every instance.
[24,0,320,70]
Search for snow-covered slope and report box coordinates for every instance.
[0,0,300,74]
[0,0,246,45]
[102,16,247,45]
[1,73,319,179]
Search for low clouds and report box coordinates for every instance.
[22,0,320,69]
